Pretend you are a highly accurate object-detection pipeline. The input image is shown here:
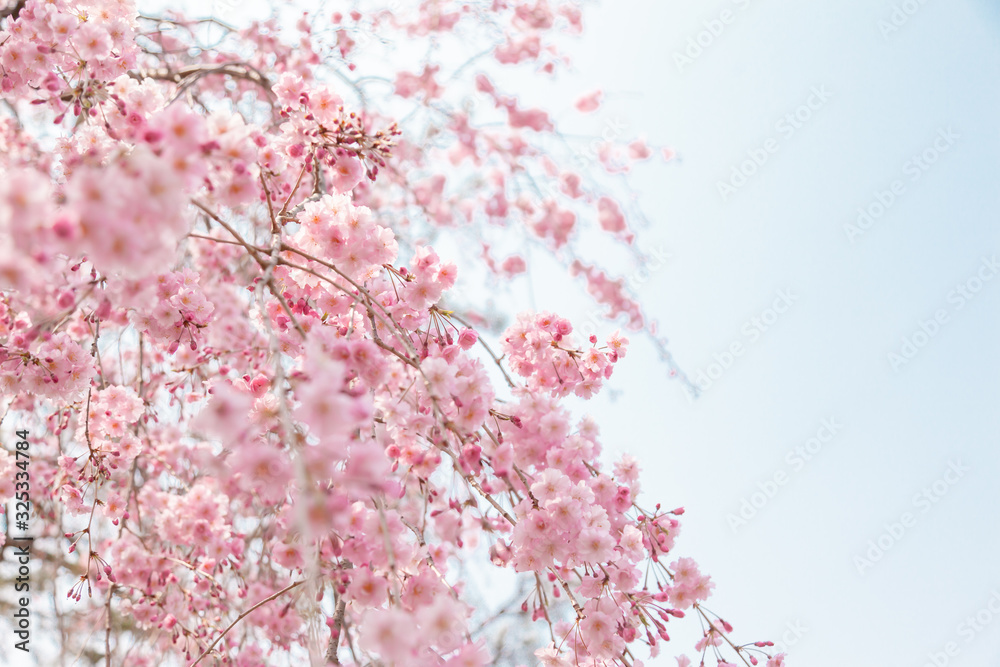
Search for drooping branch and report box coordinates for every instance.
[133,62,275,100]
[189,579,306,667]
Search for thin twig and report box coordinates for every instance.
[189,579,305,666]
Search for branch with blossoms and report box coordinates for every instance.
[0,2,786,666]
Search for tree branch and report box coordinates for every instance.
[324,596,347,664]
[189,579,305,666]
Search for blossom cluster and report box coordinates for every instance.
[0,326,94,400]
[291,194,399,283]
[571,260,647,330]
[502,312,628,399]
[0,0,138,100]
[128,269,215,352]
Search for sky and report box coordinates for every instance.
[523,1,1000,665]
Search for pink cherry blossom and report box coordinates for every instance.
[576,89,603,113]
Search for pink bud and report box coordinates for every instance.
[249,374,269,396]
[457,328,478,350]
[94,299,112,320]
[490,540,512,567]
[52,216,76,240]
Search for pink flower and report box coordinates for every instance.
[530,468,572,504]
[560,172,584,198]
[417,596,468,652]
[359,607,419,663]
[669,583,696,610]
[575,90,602,113]
[628,139,653,160]
[153,105,206,153]
[329,154,364,193]
[295,372,356,439]
[444,640,491,667]
[347,568,388,608]
[273,72,305,106]
[235,445,291,501]
[60,485,88,515]
[103,491,127,525]
[73,23,113,61]
[501,255,527,276]
[402,569,441,609]
[507,105,553,132]
[394,65,442,100]
[576,529,615,562]
[579,611,618,658]
[607,330,629,358]
[193,382,254,441]
[494,35,541,64]
[535,645,571,667]
[456,328,478,350]
[597,196,627,234]
[273,541,304,570]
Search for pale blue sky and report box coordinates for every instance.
[527,1,1000,665]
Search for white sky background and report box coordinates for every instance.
[25,1,995,665]
[535,1,1000,666]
